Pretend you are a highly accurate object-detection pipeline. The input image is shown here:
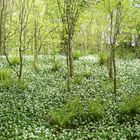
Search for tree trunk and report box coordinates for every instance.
[66,34,73,92]
[19,28,23,83]
[66,43,70,92]
[0,23,2,55]
[34,22,38,69]
[109,12,113,82]
[0,1,3,55]
[112,45,116,94]
[109,54,113,81]
[69,43,73,78]
[109,45,117,94]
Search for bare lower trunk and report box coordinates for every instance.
[18,18,23,83]
[34,27,38,68]
[0,8,3,55]
[0,24,2,55]
[109,47,117,94]
[112,46,116,94]
[66,44,70,92]
[19,36,23,83]
[109,54,113,81]
[69,44,73,78]
[66,38,73,92]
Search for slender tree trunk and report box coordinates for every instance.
[66,43,70,91]
[19,25,23,83]
[112,45,116,94]
[57,0,81,92]
[110,45,117,94]
[66,35,73,91]
[0,23,2,54]
[109,11,117,94]
[109,12,114,82]
[69,43,73,78]
[34,21,38,69]
[0,0,3,55]
[109,53,113,81]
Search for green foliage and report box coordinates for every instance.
[0,56,140,139]
[0,69,11,89]
[119,94,140,115]
[49,96,106,128]
[9,56,20,66]
[52,47,61,55]
[0,69,10,81]
[18,79,28,91]
[73,70,91,85]
[73,50,82,60]
[49,110,66,127]
[49,97,83,127]
[73,74,84,85]
[81,70,91,79]
[0,0,140,138]
[51,59,62,72]
[116,47,137,60]
[98,52,109,66]
[87,98,105,120]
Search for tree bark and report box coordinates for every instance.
[34,20,38,69]
[0,22,2,54]
[112,45,116,94]
[0,0,4,55]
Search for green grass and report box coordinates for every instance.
[0,69,11,89]
[73,50,82,60]
[9,56,20,66]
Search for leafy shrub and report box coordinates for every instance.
[73,50,82,60]
[18,79,28,91]
[73,70,91,85]
[51,59,62,72]
[87,98,105,120]
[9,56,20,66]
[0,69,11,89]
[81,70,91,79]
[65,96,83,117]
[49,110,66,127]
[49,97,105,127]
[0,69,10,80]
[73,74,84,85]
[98,52,109,65]
[52,47,61,55]
[119,94,140,115]
[49,97,83,127]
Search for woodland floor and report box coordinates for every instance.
[0,55,140,140]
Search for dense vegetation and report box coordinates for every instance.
[0,56,140,139]
[0,0,140,139]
